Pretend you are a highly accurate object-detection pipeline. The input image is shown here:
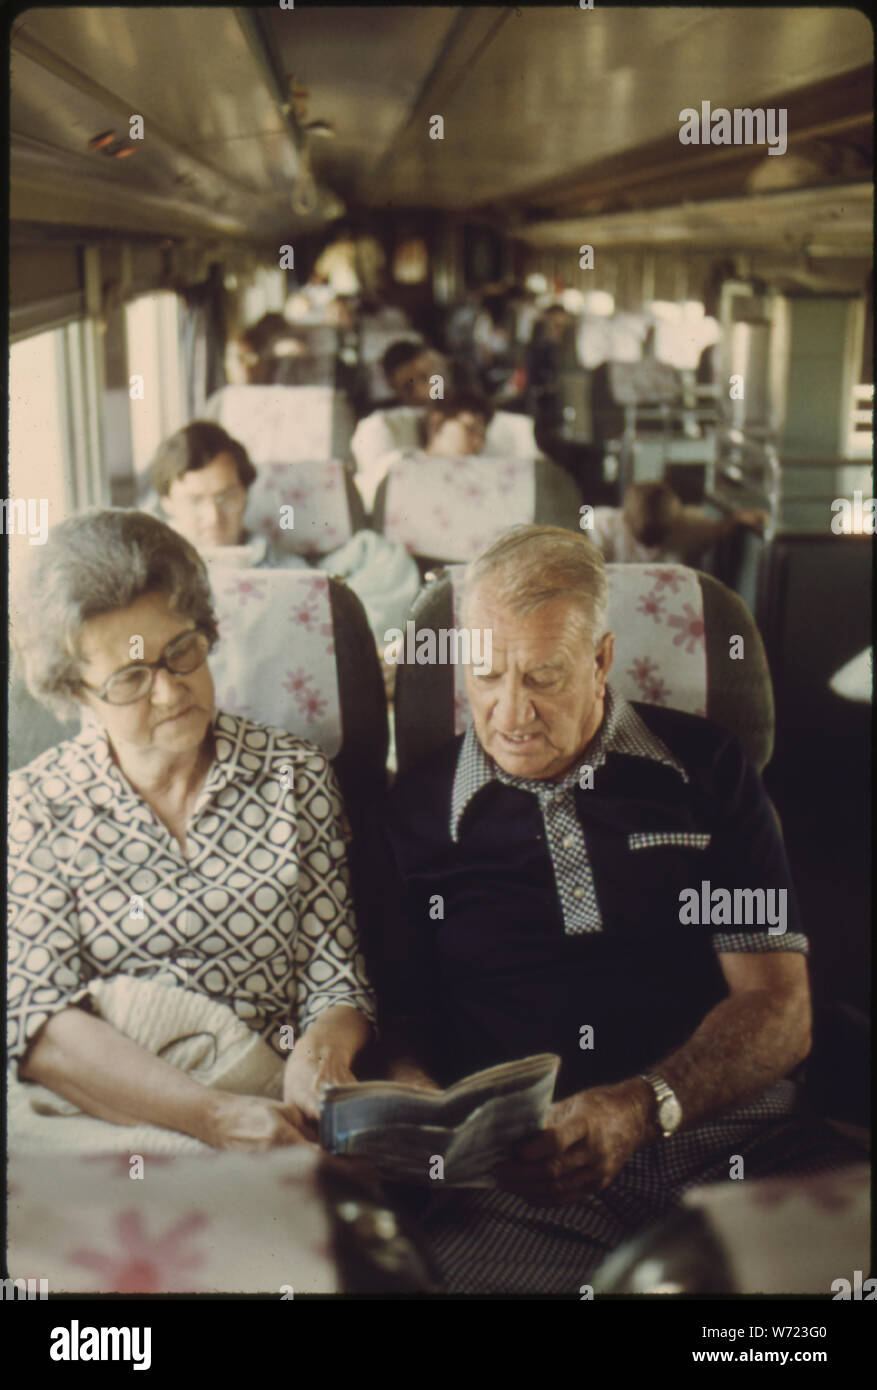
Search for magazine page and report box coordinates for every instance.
[320,1054,560,1185]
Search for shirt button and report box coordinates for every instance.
[563,834,574,849]
[573,887,584,900]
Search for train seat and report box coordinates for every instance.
[242,457,368,558]
[350,407,542,512]
[393,563,772,774]
[592,1162,871,1294]
[208,567,388,811]
[372,454,582,570]
[202,384,355,464]
[486,411,539,457]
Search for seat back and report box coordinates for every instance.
[485,411,539,457]
[394,564,774,774]
[372,455,581,566]
[202,384,354,463]
[243,458,367,558]
[7,666,79,771]
[208,568,387,803]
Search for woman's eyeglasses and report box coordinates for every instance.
[77,630,213,706]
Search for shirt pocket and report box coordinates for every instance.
[627,832,711,851]
[599,832,713,939]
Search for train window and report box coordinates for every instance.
[125,291,187,474]
[9,328,73,523]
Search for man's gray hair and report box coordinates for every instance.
[13,509,219,718]
[461,524,610,646]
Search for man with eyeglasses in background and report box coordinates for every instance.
[151,420,307,569]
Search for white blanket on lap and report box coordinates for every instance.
[8,976,285,1154]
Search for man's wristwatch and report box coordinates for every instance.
[638,1071,683,1137]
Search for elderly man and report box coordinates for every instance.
[368,525,861,1294]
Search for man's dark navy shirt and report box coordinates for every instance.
[369,689,806,1100]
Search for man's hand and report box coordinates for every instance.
[200,1092,315,1152]
[494,1080,652,1206]
[385,1060,443,1091]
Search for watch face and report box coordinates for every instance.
[658,1095,683,1133]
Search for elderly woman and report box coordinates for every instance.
[8,509,376,1151]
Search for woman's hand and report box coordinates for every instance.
[283,1006,374,1123]
[283,1047,357,1124]
[200,1091,315,1152]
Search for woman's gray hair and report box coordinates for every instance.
[13,509,220,718]
[461,524,610,647]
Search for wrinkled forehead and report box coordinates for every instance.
[461,579,594,650]
[77,591,188,667]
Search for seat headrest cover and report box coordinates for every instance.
[245,459,353,556]
[486,412,538,457]
[208,568,342,757]
[604,564,707,715]
[203,385,352,464]
[385,456,535,562]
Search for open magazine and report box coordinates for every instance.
[319,1054,560,1186]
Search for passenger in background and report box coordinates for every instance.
[152,421,307,570]
[423,392,493,458]
[225,313,309,387]
[378,339,441,408]
[472,288,518,400]
[151,421,420,684]
[443,290,482,388]
[590,481,767,565]
[353,392,494,514]
[285,272,336,322]
[525,303,575,432]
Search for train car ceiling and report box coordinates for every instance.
[11,8,871,230]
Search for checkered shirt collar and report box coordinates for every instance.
[450,685,688,842]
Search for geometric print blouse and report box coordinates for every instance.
[6,710,376,1067]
